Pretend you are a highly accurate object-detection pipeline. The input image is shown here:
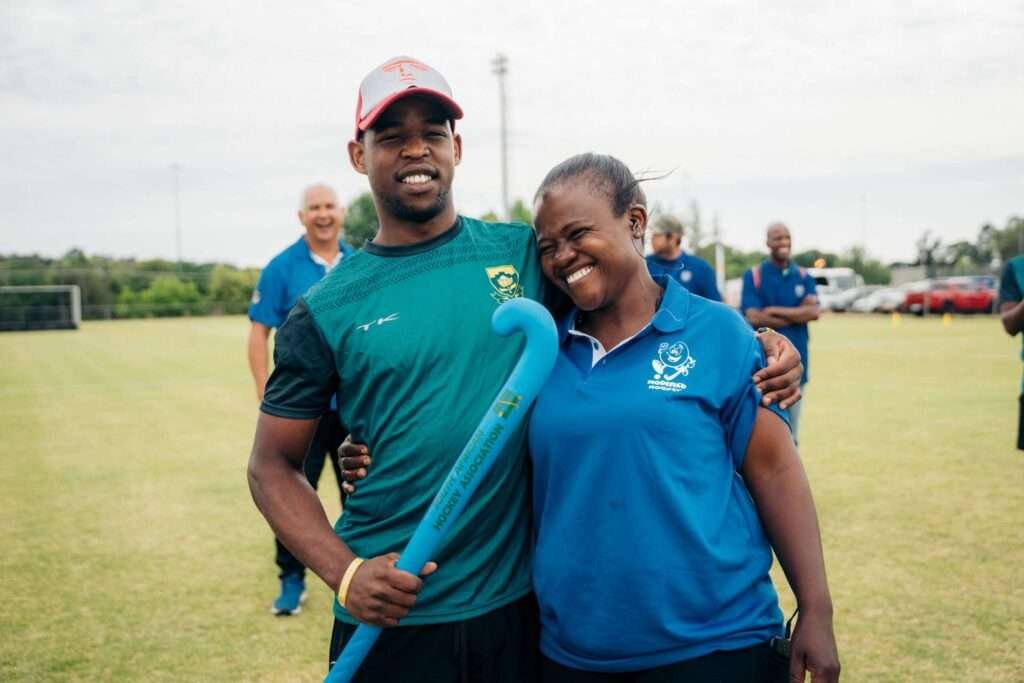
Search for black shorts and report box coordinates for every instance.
[539,642,790,683]
[328,594,539,683]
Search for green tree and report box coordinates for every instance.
[842,246,891,285]
[117,276,202,317]
[509,199,533,225]
[479,199,533,225]
[208,265,259,314]
[344,193,379,248]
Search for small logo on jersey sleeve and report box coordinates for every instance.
[648,341,696,392]
[795,284,805,298]
[485,265,523,303]
[250,289,261,305]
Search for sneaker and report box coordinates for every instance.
[271,574,307,615]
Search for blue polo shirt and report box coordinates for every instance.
[740,261,817,384]
[528,276,787,673]
[646,252,722,301]
[248,236,355,328]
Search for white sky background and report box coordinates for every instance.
[2,0,1022,266]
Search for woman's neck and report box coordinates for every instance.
[578,271,663,351]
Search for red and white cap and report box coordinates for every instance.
[354,56,464,138]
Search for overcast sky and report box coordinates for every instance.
[2,0,1022,266]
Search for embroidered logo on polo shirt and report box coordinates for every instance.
[485,265,523,303]
[795,284,805,297]
[681,270,693,283]
[647,341,696,393]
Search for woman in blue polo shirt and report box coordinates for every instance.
[529,154,839,682]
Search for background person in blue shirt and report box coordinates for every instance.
[529,153,838,682]
[645,214,722,301]
[998,254,1024,450]
[247,183,354,615]
[741,223,820,443]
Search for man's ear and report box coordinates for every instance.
[348,139,367,176]
[628,204,648,237]
[453,132,463,167]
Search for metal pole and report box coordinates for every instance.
[491,54,509,221]
[172,163,182,265]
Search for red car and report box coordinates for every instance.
[904,278,996,314]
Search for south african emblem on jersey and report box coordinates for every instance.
[647,341,696,393]
[485,265,523,303]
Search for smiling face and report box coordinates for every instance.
[298,185,343,249]
[348,96,462,225]
[533,179,647,312]
[766,222,792,263]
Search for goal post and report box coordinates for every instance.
[0,285,82,331]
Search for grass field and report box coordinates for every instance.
[1,313,1022,682]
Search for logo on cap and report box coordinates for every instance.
[382,58,429,84]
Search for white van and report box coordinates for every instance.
[807,267,864,311]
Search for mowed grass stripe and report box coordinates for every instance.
[1,314,1021,681]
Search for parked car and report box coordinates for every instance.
[903,277,996,314]
[850,286,905,313]
[809,267,865,311]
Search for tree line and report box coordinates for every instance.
[2,193,1020,321]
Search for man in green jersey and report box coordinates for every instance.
[999,254,1024,450]
[247,55,803,682]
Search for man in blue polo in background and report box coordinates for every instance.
[247,182,354,614]
[645,215,722,301]
[741,222,819,443]
[998,253,1024,451]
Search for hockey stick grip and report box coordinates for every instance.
[325,298,558,683]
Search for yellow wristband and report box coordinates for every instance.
[337,557,365,608]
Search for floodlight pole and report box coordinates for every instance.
[491,53,510,221]
[172,163,183,266]
[713,212,725,296]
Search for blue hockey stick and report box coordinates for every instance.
[325,297,558,683]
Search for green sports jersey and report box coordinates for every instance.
[261,216,545,625]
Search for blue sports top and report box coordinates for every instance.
[646,252,722,302]
[248,236,355,328]
[740,261,817,384]
[528,276,787,673]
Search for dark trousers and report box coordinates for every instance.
[328,594,540,683]
[540,643,789,683]
[275,415,346,578]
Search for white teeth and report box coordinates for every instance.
[566,266,593,284]
[402,174,431,184]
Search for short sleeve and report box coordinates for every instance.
[721,336,790,470]
[740,269,761,313]
[248,260,289,328]
[1000,260,1023,305]
[260,299,338,419]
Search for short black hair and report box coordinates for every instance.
[533,153,648,217]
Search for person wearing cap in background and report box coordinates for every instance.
[246,56,805,682]
[247,183,355,615]
[741,222,820,444]
[646,214,722,301]
[998,253,1024,451]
